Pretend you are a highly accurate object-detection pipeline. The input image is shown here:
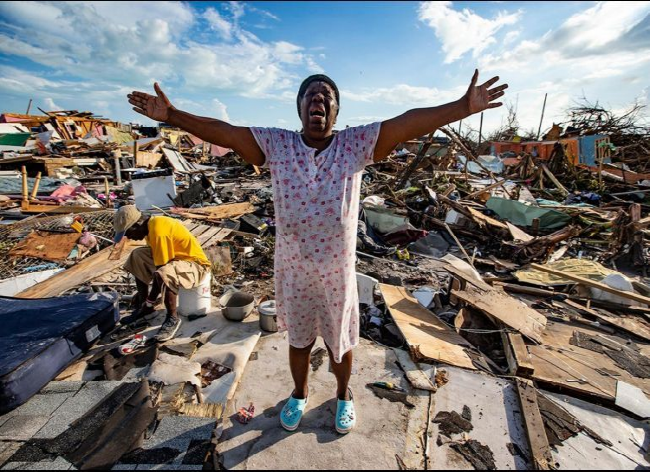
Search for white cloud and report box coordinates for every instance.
[503,30,520,45]
[480,2,650,72]
[213,98,230,122]
[0,0,322,108]
[342,83,465,106]
[44,97,62,111]
[418,1,522,63]
[204,7,234,41]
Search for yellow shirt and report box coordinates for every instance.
[147,216,211,267]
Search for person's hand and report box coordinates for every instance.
[128,83,175,122]
[464,69,508,115]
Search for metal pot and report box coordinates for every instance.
[219,291,255,322]
[258,300,278,332]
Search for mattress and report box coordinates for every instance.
[0,292,119,414]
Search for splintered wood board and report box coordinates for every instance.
[176,202,255,220]
[379,283,477,370]
[17,241,145,299]
[453,285,547,344]
[135,151,162,169]
[528,321,650,402]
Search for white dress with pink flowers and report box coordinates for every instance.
[251,123,381,362]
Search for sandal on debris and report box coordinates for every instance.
[335,389,356,434]
[280,393,308,432]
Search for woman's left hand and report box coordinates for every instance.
[465,69,508,115]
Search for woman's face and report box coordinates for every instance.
[299,81,339,138]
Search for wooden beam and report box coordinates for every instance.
[541,164,569,196]
[17,241,145,299]
[502,331,535,377]
[515,379,553,470]
[530,263,650,306]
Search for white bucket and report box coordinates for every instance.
[178,271,212,317]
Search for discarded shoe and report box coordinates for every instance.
[280,393,308,432]
[335,389,356,434]
[118,334,147,356]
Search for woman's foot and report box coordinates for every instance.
[280,392,309,431]
[335,389,356,434]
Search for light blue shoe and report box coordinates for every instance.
[280,393,308,431]
[335,389,356,435]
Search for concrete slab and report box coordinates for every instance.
[217,334,430,470]
[424,365,529,470]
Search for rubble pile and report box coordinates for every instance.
[0,106,649,470]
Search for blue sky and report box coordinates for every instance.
[1,1,649,138]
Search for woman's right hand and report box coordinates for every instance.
[128,82,175,122]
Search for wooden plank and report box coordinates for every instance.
[515,379,553,470]
[506,222,534,243]
[190,224,211,239]
[17,241,145,298]
[531,263,650,307]
[21,204,106,214]
[467,207,508,229]
[392,347,437,392]
[452,285,547,344]
[563,299,650,343]
[174,202,255,220]
[379,283,478,370]
[528,321,650,402]
[197,226,222,245]
[502,331,535,377]
[541,164,569,196]
[204,228,233,246]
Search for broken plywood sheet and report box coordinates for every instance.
[563,299,650,343]
[453,284,547,344]
[9,230,79,262]
[161,148,195,173]
[507,222,535,243]
[16,241,146,298]
[529,321,650,401]
[426,366,530,470]
[174,202,255,221]
[205,246,233,276]
[541,391,650,469]
[379,283,478,370]
[135,151,162,169]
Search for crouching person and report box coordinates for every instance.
[113,205,211,342]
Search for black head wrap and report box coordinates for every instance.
[296,74,340,118]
